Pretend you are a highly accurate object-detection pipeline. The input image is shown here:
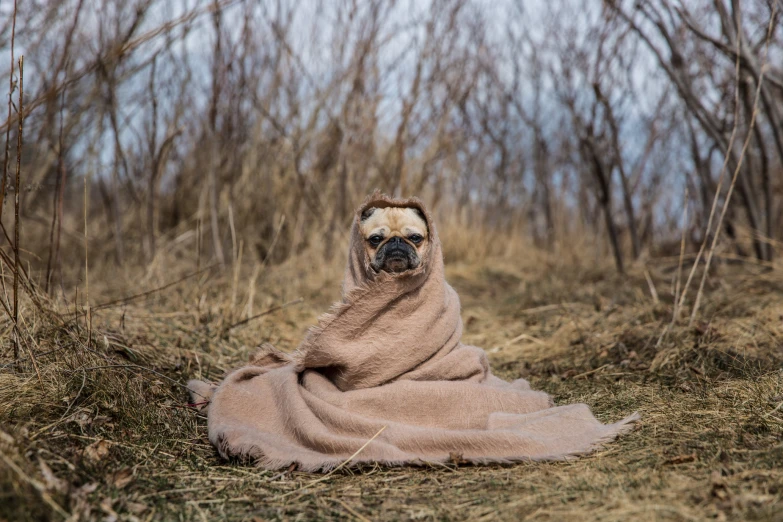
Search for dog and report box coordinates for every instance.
[359,206,429,273]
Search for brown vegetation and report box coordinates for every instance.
[1,0,783,520]
[2,252,783,520]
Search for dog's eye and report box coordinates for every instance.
[408,234,423,244]
[368,235,383,247]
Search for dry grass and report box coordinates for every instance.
[1,240,783,521]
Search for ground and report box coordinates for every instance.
[1,253,782,521]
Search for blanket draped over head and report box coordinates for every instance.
[188,193,638,471]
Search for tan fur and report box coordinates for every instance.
[359,207,429,260]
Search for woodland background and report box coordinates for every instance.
[2,1,783,521]
[1,0,781,280]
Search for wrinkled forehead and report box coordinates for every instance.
[360,207,429,237]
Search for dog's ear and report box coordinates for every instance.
[410,207,429,234]
[360,207,376,221]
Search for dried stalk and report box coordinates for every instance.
[689,5,776,325]
[671,189,689,322]
[675,16,744,315]
[45,86,67,294]
[13,55,24,361]
[84,131,91,349]
[0,0,17,221]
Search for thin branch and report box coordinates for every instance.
[13,55,23,361]
[89,263,219,314]
[676,6,745,313]
[689,4,776,325]
[221,297,304,335]
[0,0,17,224]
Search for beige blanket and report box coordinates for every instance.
[188,193,638,471]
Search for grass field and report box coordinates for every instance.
[2,248,783,521]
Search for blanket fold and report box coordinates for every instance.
[189,192,638,471]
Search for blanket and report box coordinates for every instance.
[188,193,638,471]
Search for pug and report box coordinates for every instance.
[359,206,429,273]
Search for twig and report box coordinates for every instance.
[763,399,783,419]
[0,254,12,319]
[504,333,545,346]
[671,188,689,321]
[17,312,42,387]
[84,119,90,349]
[279,426,387,500]
[517,302,591,315]
[0,0,17,221]
[572,364,610,380]
[643,268,659,305]
[243,263,261,318]
[267,463,297,482]
[689,7,776,326]
[87,263,218,314]
[230,239,243,312]
[329,497,372,522]
[221,297,304,334]
[228,203,237,268]
[676,20,744,315]
[12,55,23,361]
[45,83,68,294]
[260,214,286,269]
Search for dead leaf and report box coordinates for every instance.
[125,501,147,515]
[80,482,99,494]
[39,459,67,493]
[449,452,465,465]
[100,497,119,522]
[84,440,111,463]
[74,411,92,429]
[109,467,134,489]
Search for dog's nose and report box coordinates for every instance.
[388,237,402,245]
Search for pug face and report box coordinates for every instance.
[359,206,429,273]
